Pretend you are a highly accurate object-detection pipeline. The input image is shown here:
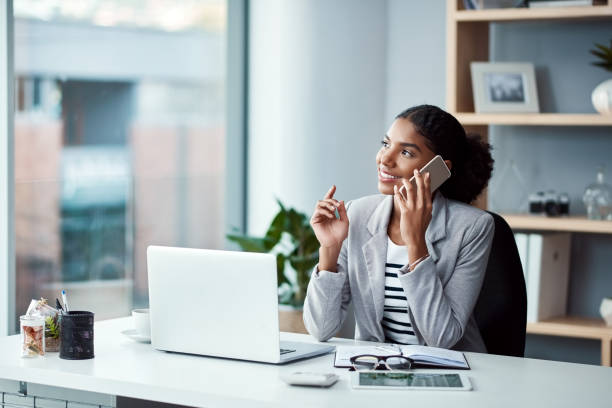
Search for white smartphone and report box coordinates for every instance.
[350,371,472,391]
[399,154,451,198]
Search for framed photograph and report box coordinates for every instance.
[470,62,539,113]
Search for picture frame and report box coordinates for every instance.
[470,62,539,113]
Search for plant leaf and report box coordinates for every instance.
[286,208,308,244]
[593,43,612,56]
[289,252,319,274]
[264,209,286,245]
[226,234,274,253]
[276,253,288,285]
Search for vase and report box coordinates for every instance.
[591,79,612,115]
[582,167,612,221]
[600,298,612,326]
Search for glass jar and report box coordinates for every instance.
[583,168,612,221]
[20,315,45,357]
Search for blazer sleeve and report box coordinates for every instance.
[302,202,354,342]
[398,212,494,349]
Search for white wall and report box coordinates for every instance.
[384,0,446,122]
[248,0,388,234]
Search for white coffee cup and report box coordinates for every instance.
[132,308,150,338]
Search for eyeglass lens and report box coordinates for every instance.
[352,356,379,370]
[352,356,411,371]
[385,356,411,370]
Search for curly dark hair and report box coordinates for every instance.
[395,104,494,204]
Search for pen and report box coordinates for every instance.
[62,290,69,312]
[55,298,64,312]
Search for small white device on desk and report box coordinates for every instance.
[147,246,334,364]
[280,372,339,387]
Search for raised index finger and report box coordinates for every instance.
[324,185,336,200]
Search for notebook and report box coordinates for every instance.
[334,344,469,369]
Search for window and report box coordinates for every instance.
[12,0,229,329]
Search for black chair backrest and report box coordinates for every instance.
[473,211,527,357]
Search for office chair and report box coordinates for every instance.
[473,211,527,357]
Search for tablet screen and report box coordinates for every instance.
[358,372,464,388]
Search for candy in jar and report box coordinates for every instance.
[20,315,45,357]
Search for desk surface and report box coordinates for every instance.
[0,317,611,407]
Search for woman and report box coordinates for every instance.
[303,104,495,352]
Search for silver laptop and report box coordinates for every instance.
[146,245,335,364]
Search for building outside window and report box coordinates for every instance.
[13,0,227,329]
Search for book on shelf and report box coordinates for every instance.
[464,0,526,9]
[528,0,602,8]
[513,232,571,323]
[334,344,469,370]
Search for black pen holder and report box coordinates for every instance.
[59,311,95,360]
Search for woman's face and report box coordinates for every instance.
[376,118,437,196]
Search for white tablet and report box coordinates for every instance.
[350,371,472,391]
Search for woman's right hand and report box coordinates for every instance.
[310,185,349,249]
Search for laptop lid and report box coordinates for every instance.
[147,246,282,363]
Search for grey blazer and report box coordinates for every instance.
[303,193,494,352]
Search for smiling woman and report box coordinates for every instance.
[304,104,496,352]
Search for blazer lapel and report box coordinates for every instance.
[362,196,393,325]
[425,192,448,262]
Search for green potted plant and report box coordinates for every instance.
[590,40,612,115]
[227,200,319,332]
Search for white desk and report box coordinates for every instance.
[0,317,611,407]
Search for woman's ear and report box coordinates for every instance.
[444,160,453,171]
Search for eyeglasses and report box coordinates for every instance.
[349,354,413,371]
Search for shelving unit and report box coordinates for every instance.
[502,214,612,234]
[456,113,612,126]
[527,317,612,366]
[455,5,612,22]
[446,0,612,366]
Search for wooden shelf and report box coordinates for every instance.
[455,113,612,126]
[453,5,612,22]
[527,316,612,340]
[527,316,612,366]
[501,214,612,234]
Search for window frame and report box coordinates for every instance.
[0,0,15,336]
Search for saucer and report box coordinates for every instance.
[121,329,151,343]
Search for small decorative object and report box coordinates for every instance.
[45,316,60,352]
[600,298,612,326]
[25,298,60,352]
[227,200,319,307]
[582,166,612,220]
[589,40,612,115]
[528,191,545,214]
[528,190,570,216]
[470,62,540,113]
[20,315,45,357]
[559,193,570,215]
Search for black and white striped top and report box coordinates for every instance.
[383,237,418,345]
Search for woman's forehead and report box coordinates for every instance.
[386,119,425,144]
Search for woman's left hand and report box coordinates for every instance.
[393,169,432,262]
